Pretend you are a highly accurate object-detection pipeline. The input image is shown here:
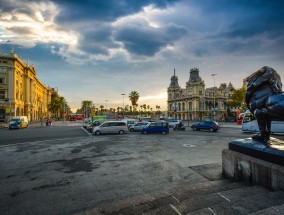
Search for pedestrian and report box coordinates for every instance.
[46,119,49,126]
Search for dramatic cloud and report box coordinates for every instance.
[1,0,284,111]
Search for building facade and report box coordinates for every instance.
[167,68,235,121]
[0,51,52,122]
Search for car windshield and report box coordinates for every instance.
[10,119,20,122]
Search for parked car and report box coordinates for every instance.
[168,119,181,128]
[9,121,28,129]
[121,119,136,129]
[129,122,149,132]
[141,121,169,134]
[92,121,128,135]
[9,116,29,126]
[191,121,220,132]
[86,120,103,132]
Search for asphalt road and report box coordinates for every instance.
[0,124,251,215]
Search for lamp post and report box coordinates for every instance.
[40,103,43,127]
[121,94,125,119]
[173,69,177,120]
[63,102,65,124]
[211,73,217,121]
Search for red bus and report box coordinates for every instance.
[69,114,83,121]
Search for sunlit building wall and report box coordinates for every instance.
[167,68,235,121]
[0,51,52,122]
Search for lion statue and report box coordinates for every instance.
[245,66,284,142]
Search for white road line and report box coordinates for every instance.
[169,204,182,215]
[80,127,93,137]
[171,195,180,203]
[217,192,231,202]
[208,207,217,215]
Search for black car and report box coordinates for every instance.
[191,121,220,132]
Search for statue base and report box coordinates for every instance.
[222,137,284,191]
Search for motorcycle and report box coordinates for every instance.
[173,124,185,131]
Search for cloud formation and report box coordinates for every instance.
[1,0,284,110]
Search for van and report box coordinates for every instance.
[121,119,136,129]
[9,116,28,125]
[92,121,128,135]
[141,121,169,134]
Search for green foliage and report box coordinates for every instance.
[227,87,246,111]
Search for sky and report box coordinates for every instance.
[1,0,284,112]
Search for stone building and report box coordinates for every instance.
[0,51,52,122]
[167,68,235,121]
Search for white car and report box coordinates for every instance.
[168,119,181,128]
[129,122,149,132]
[92,121,128,135]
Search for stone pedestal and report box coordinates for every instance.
[222,137,284,191]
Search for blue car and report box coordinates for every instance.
[191,121,220,132]
[141,121,169,134]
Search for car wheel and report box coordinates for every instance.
[162,131,166,134]
[95,131,101,135]
[119,130,124,135]
[143,131,147,134]
[130,128,134,132]
[210,128,214,132]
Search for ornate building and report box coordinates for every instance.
[0,51,52,122]
[167,68,235,121]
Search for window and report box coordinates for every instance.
[0,77,5,84]
[0,67,5,72]
[0,90,5,99]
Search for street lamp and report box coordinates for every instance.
[212,73,217,121]
[121,94,125,119]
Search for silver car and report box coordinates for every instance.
[129,122,149,132]
[92,121,128,135]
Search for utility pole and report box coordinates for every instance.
[212,73,217,121]
[173,69,176,120]
[121,94,125,119]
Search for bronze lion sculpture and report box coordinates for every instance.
[245,66,284,142]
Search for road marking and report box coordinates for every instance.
[80,127,93,137]
[208,207,217,215]
[182,144,196,148]
[217,192,231,202]
[169,204,182,215]
[171,195,180,203]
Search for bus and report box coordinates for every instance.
[242,110,284,133]
[69,113,84,121]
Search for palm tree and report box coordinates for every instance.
[100,105,104,114]
[129,91,139,117]
[81,100,93,118]
[129,91,139,107]
[48,96,65,119]
[143,104,147,113]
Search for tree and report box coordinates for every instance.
[129,91,139,117]
[81,100,93,118]
[48,96,65,119]
[227,87,246,112]
[129,91,139,106]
